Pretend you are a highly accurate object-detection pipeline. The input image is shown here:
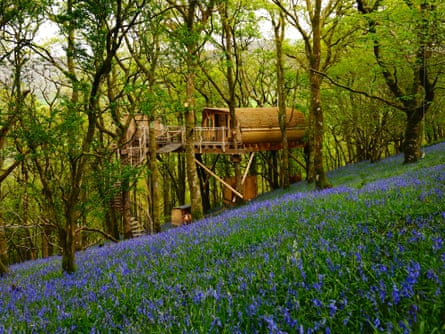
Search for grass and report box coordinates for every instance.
[1,142,445,333]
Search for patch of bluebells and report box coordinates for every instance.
[1,142,445,333]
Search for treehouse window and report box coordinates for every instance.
[216,114,227,127]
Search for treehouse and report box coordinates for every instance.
[196,107,307,154]
[117,107,307,216]
[120,107,307,160]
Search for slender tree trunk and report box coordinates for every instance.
[272,152,280,189]
[311,80,329,189]
[220,1,243,204]
[196,154,211,211]
[310,0,330,189]
[185,69,204,220]
[41,225,50,258]
[121,177,132,239]
[0,218,8,276]
[59,0,79,274]
[169,0,215,217]
[149,121,161,233]
[106,203,121,240]
[0,159,9,275]
[273,12,290,189]
[306,112,315,182]
[177,153,187,204]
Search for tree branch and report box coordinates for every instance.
[76,227,119,243]
[312,69,405,111]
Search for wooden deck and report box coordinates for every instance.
[121,125,305,161]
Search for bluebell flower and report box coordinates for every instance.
[426,269,440,284]
[312,282,322,292]
[282,307,298,328]
[373,317,383,331]
[261,315,286,334]
[399,320,410,334]
[328,300,337,317]
[409,303,419,324]
[312,298,323,308]
[406,261,421,285]
[432,237,443,252]
[210,316,222,329]
[299,324,305,334]
[392,283,400,305]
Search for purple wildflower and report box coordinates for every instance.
[328,300,337,317]
[312,298,323,308]
[432,237,443,252]
[392,283,400,305]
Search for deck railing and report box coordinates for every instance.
[193,127,228,152]
[155,126,185,146]
[155,126,229,150]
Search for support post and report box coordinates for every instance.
[241,152,255,185]
[194,158,243,199]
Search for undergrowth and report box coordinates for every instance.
[1,142,445,333]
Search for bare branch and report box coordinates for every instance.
[76,227,119,243]
[313,69,405,111]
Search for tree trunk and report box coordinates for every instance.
[177,153,187,204]
[61,206,77,274]
[149,121,161,233]
[306,115,315,182]
[185,70,204,220]
[357,0,435,165]
[221,2,243,205]
[0,220,8,276]
[105,206,120,241]
[122,181,132,239]
[60,0,79,274]
[41,225,52,258]
[169,0,215,217]
[273,12,290,189]
[196,154,211,212]
[310,0,330,189]
[0,173,8,275]
[312,87,330,189]
[403,108,423,163]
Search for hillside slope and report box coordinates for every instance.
[1,142,445,333]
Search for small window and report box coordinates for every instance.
[216,114,227,127]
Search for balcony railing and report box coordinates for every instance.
[193,127,228,152]
[155,126,185,146]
